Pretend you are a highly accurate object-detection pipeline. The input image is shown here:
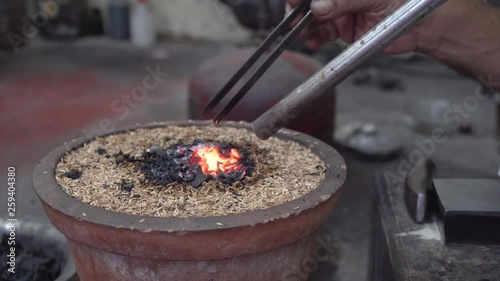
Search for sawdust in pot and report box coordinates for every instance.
[55,125,326,218]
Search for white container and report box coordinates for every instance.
[130,0,156,47]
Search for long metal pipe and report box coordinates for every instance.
[252,0,448,140]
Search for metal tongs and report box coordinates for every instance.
[203,0,447,140]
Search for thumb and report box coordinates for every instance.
[311,0,377,20]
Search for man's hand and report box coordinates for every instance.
[287,0,417,53]
[286,0,500,90]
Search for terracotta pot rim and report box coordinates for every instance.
[32,120,346,233]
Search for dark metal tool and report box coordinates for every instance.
[404,158,436,224]
[202,0,313,123]
[433,178,500,245]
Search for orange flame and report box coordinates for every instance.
[191,146,243,176]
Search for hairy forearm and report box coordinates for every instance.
[418,0,500,90]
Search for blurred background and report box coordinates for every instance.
[1,1,500,281]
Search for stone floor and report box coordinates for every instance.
[1,37,497,281]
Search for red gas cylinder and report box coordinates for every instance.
[189,48,336,144]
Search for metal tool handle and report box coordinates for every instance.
[252,0,447,140]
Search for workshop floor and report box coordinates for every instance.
[1,37,497,281]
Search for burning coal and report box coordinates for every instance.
[191,145,242,176]
[139,140,253,188]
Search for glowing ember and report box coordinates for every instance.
[191,145,244,176]
[139,142,251,188]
